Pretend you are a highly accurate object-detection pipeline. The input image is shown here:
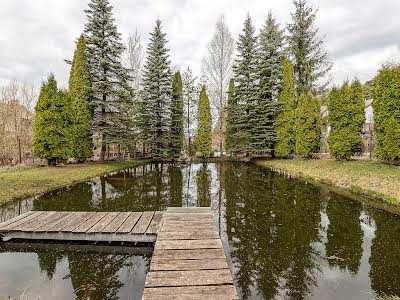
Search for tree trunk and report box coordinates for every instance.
[100,141,106,161]
[219,74,224,157]
[17,136,22,164]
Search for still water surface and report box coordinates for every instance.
[1,162,400,299]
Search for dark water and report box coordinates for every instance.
[1,162,400,300]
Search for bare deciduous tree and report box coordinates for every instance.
[0,80,36,165]
[122,30,144,91]
[202,15,234,156]
[182,67,198,155]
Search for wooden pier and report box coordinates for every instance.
[143,207,238,300]
[0,207,238,299]
[0,211,162,243]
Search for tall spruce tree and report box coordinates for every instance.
[232,15,259,155]
[328,80,365,160]
[141,20,173,158]
[275,58,296,158]
[225,79,235,153]
[372,64,400,161]
[69,35,93,162]
[33,75,72,165]
[196,86,212,158]
[295,92,322,157]
[287,0,332,94]
[250,12,284,155]
[170,71,184,158]
[84,0,131,160]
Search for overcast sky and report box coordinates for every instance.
[1,0,399,90]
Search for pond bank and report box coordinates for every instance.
[0,160,149,205]
[257,159,400,209]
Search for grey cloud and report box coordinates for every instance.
[1,0,399,89]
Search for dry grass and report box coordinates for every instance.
[257,159,400,205]
[0,160,148,205]
[376,295,400,300]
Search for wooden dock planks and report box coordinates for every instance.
[143,207,238,300]
[0,207,238,299]
[0,211,162,243]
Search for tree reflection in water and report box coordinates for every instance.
[2,162,400,299]
[0,243,151,300]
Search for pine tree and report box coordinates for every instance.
[84,0,131,160]
[33,75,72,165]
[141,20,173,159]
[170,71,184,158]
[295,91,322,157]
[68,35,93,162]
[232,15,259,155]
[275,58,296,158]
[287,0,332,94]
[328,80,365,160]
[225,79,235,153]
[196,86,212,158]
[250,12,284,155]
[372,64,400,161]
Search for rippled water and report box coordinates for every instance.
[1,162,399,299]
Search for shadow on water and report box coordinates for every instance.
[0,162,400,299]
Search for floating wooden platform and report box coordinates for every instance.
[0,211,162,243]
[143,207,238,300]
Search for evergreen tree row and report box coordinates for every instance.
[226,0,329,158]
[327,80,365,160]
[34,0,335,163]
[372,64,400,161]
[33,36,93,164]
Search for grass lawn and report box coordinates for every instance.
[0,160,149,205]
[257,159,400,205]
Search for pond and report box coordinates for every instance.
[1,162,400,299]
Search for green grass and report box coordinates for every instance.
[0,160,149,205]
[376,296,400,300]
[257,159,400,205]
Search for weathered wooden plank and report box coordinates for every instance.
[163,220,215,227]
[166,207,210,213]
[161,224,216,232]
[150,258,229,271]
[143,286,238,300]
[54,212,95,232]
[163,212,211,217]
[152,249,226,260]
[0,212,45,231]
[157,230,220,240]
[102,212,131,233]
[73,212,108,233]
[131,211,154,234]
[145,269,233,287]
[162,214,213,221]
[0,212,35,230]
[155,239,222,250]
[35,212,74,232]
[0,231,156,243]
[117,212,142,233]
[146,212,163,234]
[87,212,119,233]
[16,212,57,231]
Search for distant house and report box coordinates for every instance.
[0,100,34,165]
[362,98,375,158]
[320,105,330,154]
